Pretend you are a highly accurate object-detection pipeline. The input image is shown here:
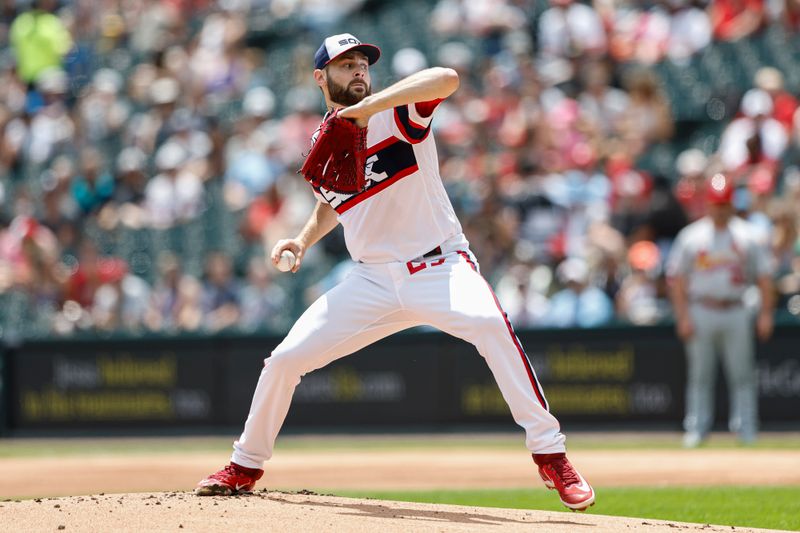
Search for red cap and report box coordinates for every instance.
[705,173,733,204]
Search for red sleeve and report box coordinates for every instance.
[415,98,444,118]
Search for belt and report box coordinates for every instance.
[695,298,742,310]
[423,246,442,258]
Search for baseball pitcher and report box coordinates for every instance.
[196,33,594,511]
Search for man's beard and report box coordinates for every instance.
[327,77,372,106]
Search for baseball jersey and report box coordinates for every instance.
[666,216,772,301]
[310,100,462,263]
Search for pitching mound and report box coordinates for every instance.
[0,491,783,533]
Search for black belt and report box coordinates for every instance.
[423,246,442,258]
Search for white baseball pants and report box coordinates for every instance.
[231,242,565,468]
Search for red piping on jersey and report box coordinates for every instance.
[394,107,431,144]
[334,164,419,214]
[456,250,549,411]
[367,136,399,157]
[406,114,427,130]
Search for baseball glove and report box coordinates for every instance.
[300,109,368,194]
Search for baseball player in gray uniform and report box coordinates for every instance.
[667,174,774,448]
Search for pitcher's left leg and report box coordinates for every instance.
[410,253,563,453]
[403,250,593,510]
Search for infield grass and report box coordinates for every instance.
[335,486,800,531]
[2,431,799,457]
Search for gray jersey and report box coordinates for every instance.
[666,216,772,301]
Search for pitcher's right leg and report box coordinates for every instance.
[197,266,417,495]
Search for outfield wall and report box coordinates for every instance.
[1,325,798,434]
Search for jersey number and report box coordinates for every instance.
[406,257,446,275]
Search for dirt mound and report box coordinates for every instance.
[0,491,787,533]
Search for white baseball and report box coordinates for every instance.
[275,250,296,272]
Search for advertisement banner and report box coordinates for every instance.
[4,325,798,432]
[9,338,222,430]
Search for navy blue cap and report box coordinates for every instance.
[314,33,381,70]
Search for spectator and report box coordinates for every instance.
[78,68,130,145]
[201,252,241,332]
[616,240,666,325]
[92,261,151,332]
[618,69,674,156]
[71,148,115,215]
[238,256,288,332]
[538,0,607,81]
[39,155,80,254]
[780,0,800,29]
[665,0,713,63]
[675,148,711,222]
[753,67,798,132]
[577,60,629,139]
[174,275,205,332]
[146,252,188,332]
[62,240,125,312]
[718,88,787,185]
[27,68,74,165]
[494,262,551,328]
[733,173,774,245]
[392,48,429,80]
[606,2,671,65]
[224,130,283,211]
[112,147,148,207]
[9,0,73,86]
[0,215,60,302]
[711,0,767,41]
[144,142,204,228]
[629,174,689,251]
[543,257,614,328]
[770,199,799,277]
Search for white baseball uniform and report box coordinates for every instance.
[667,216,772,442]
[231,100,565,469]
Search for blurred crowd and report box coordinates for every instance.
[1,0,799,338]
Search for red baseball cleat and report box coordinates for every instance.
[533,453,595,511]
[195,462,264,496]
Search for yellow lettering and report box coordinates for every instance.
[461,384,510,416]
[98,353,177,387]
[333,368,363,401]
[546,385,629,414]
[20,389,173,421]
[546,344,635,381]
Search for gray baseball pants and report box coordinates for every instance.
[683,304,758,441]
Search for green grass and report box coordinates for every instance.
[1,431,799,457]
[335,487,800,531]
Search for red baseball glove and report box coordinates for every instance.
[300,109,368,194]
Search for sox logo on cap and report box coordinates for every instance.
[314,33,381,70]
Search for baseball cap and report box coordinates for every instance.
[314,33,381,70]
[706,173,734,204]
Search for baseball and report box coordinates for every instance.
[275,250,296,272]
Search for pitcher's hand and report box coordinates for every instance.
[271,239,306,274]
